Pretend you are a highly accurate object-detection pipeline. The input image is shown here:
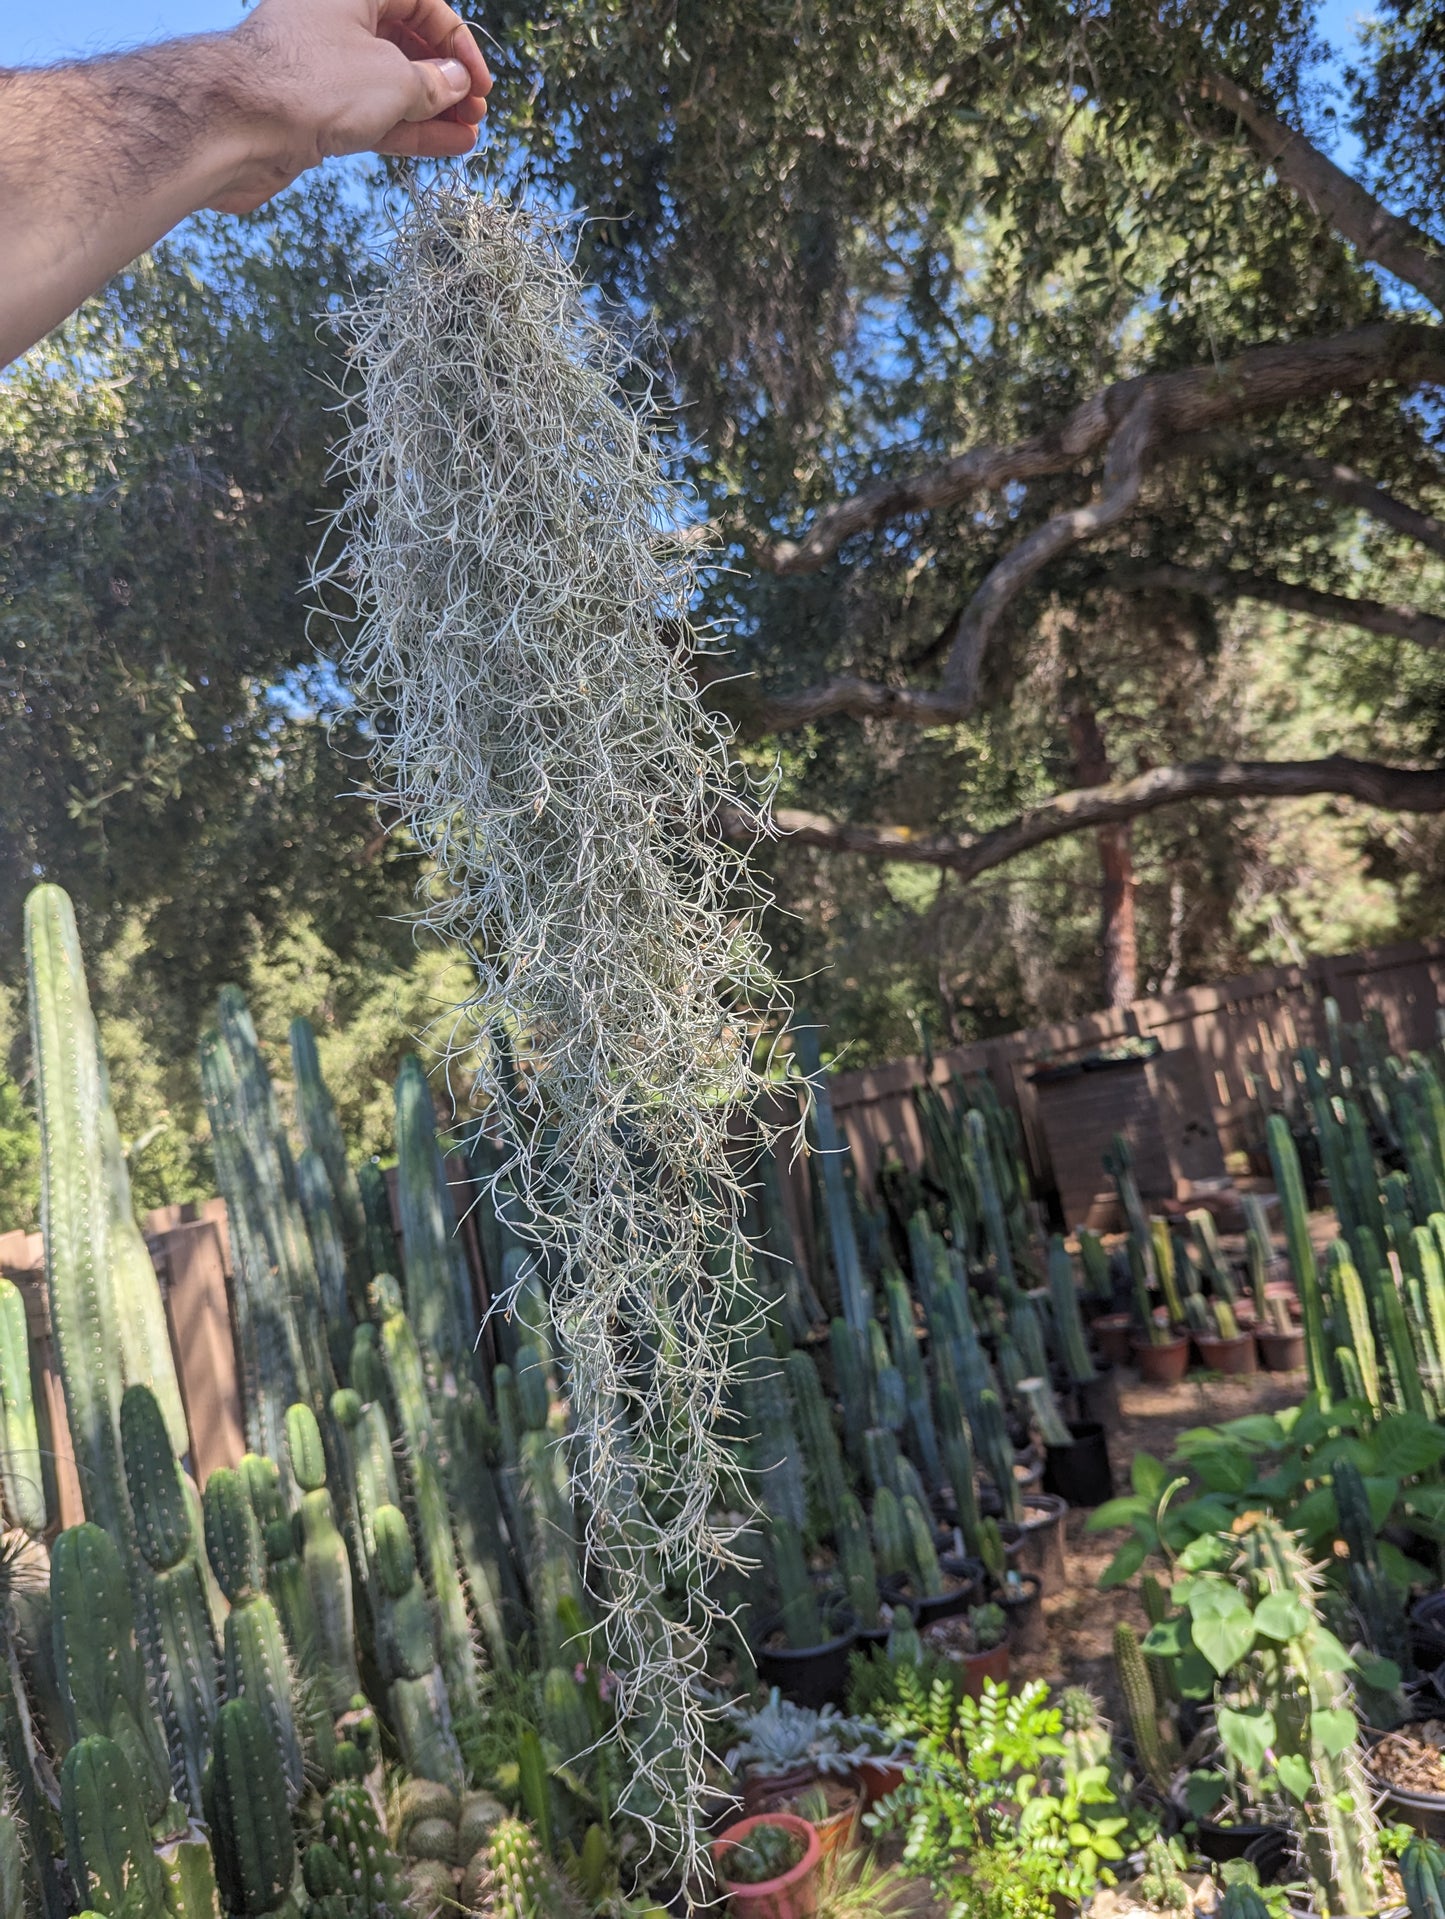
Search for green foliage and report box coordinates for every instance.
[719,1821,805,1886]
[0,1069,38,1234]
[868,1675,1132,1917]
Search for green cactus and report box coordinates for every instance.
[739,1321,806,1532]
[156,1834,224,1919]
[965,1108,1015,1282]
[0,1763,39,1919]
[1057,1687,1112,1772]
[886,1605,922,1666]
[935,1376,984,1558]
[1140,1573,1179,1706]
[885,1273,942,1488]
[204,1469,305,1802]
[283,1405,360,1713]
[900,1492,942,1597]
[769,1516,823,1648]
[61,1734,168,1918]
[369,1505,463,1784]
[208,1698,296,1917]
[477,1817,557,1919]
[1114,1621,1176,1794]
[869,1485,911,1584]
[861,1425,901,1496]
[1018,1374,1074,1449]
[829,1318,871,1455]
[1334,1457,1411,1675]
[971,1387,1021,1523]
[1267,1116,1335,1404]
[372,1276,482,1717]
[316,1778,409,1917]
[243,1453,317,1668]
[51,1523,174,1827]
[1329,1243,1382,1413]
[120,1386,219,1815]
[1147,1219,1184,1328]
[1401,1836,1445,1919]
[1078,1229,1113,1304]
[1219,1882,1272,1919]
[514,1343,550,1433]
[493,1362,521,1467]
[438,1387,520,1672]
[791,1021,871,1337]
[1047,1236,1096,1383]
[296,1150,354,1379]
[835,1490,879,1630]
[784,1350,850,1541]
[356,1162,397,1286]
[0,1278,45,1536]
[394,1054,475,1374]
[290,1016,371,1312]
[25,885,130,1543]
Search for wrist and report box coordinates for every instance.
[195,17,320,214]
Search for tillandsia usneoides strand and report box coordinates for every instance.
[316,183,788,1884]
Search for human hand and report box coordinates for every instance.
[214,0,494,212]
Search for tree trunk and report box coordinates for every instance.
[1067,705,1138,1008]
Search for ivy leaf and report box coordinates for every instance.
[1142,1617,1189,1658]
[1185,1771,1227,1818]
[1353,1653,1402,1693]
[1309,1630,1355,1674]
[1176,1533,1232,1572]
[1188,1586,1256,1674]
[1254,1591,1312,1641]
[1275,1753,1312,1801]
[1175,1649,1219,1699]
[1312,1708,1357,1758]
[1217,1706,1276,1774]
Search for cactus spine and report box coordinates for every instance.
[317,1773,409,1917]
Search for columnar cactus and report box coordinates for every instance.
[51,1523,175,1828]
[474,1818,562,1919]
[296,1150,354,1378]
[394,1054,476,1375]
[0,1278,45,1536]
[1267,1115,1334,1404]
[870,1485,910,1583]
[828,1317,871,1454]
[1402,1836,1445,1919]
[204,1468,305,1801]
[356,1162,398,1286]
[738,1318,807,1532]
[900,1492,942,1597]
[290,1015,372,1309]
[156,1834,225,1919]
[885,1273,942,1487]
[120,1385,219,1814]
[784,1349,849,1534]
[1047,1236,1096,1383]
[60,1734,169,1917]
[317,1770,410,1918]
[1114,1621,1176,1793]
[791,1021,871,1338]
[769,1517,822,1649]
[971,1387,1021,1523]
[371,1503,463,1786]
[285,1404,361,1712]
[25,885,128,1544]
[208,1697,296,1917]
[1329,1243,1382,1414]
[835,1490,879,1630]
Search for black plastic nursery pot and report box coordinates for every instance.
[881,1557,984,1631]
[1242,1828,1407,1919]
[1041,1421,1113,1508]
[752,1604,858,1712]
[999,1492,1069,1594]
[1410,1592,1445,1670]
[1071,1370,1121,1428]
[1365,1722,1445,1841]
[1186,1808,1286,1865]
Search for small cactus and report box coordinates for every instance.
[208,1697,296,1917]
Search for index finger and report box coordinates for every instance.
[378,0,492,96]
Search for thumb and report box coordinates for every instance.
[400,55,472,123]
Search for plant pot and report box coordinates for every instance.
[961,1640,1011,1699]
[1042,1421,1113,1508]
[848,1756,908,1812]
[1194,1331,1259,1376]
[1093,1314,1136,1367]
[1365,1722,1445,1840]
[711,1812,823,1919]
[1242,1827,1406,1919]
[882,1558,983,1630]
[1166,1774,1286,1864]
[1000,1493,1069,1593]
[1131,1334,1189,1384]
[1411,1594,1445,1669]
[1257,1327,1306,1371]
[741,1765,818,1818]
[1072,1369,1121,1427]
[755,1778,863,1864]
[752,1608,858,1712]
[999,1571,1046,1657]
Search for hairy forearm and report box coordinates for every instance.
[0,42,256,365]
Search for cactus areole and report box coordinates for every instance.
[320,185,784,1876]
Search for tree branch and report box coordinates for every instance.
[1264,450,1445,560]
[743,756,1445,883]
[1198,73,1445,314]
[1120,562,1445,650]
[756,322,1445,576]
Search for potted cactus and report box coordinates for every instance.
[723,1691,880,1817]
[752,1521,858,1711]
[710,1812,822,1919]
[1193,1298,1258,1376]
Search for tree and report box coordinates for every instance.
[488,0,1445,1043]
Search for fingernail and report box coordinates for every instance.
[439,57,469,92]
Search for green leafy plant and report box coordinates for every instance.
[868,1674,1132,1919]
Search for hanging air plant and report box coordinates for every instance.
[319,184,783,1876]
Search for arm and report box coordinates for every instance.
[0,0,493,367]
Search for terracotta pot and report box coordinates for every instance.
[741,1765,817,1818]
[961,1640,1011,1699]
[1131,1334,1190,1384]
[711,1812,823,1919]
[848,1756,907,1812]
[1258,1328,1306,1372]
[1194,1331,1259,1376]
[1093,1314,1135,1367]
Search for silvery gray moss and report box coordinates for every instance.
[319,184,784,1875]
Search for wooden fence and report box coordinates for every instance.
[3,933,1441,1506]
